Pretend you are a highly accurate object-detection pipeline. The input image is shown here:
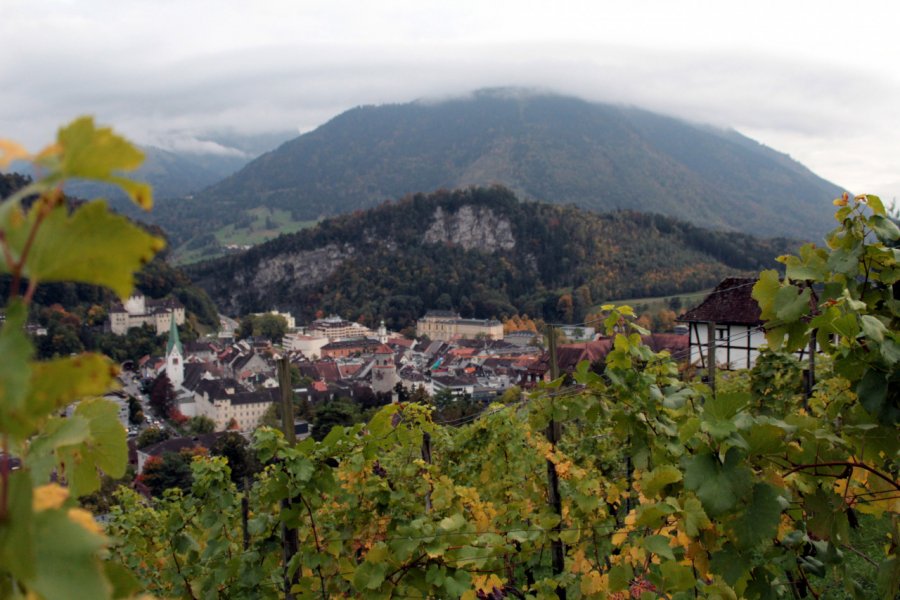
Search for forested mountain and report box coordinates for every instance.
[187,186,796,329]
[185,88,841,243]
[5,128,293,221]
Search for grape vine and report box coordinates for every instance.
[1,123,897,599]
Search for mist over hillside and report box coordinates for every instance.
[189,89,841,242]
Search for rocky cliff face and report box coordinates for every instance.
[212,243,354,313]
[423,205,515,252]
[211,205,515,313]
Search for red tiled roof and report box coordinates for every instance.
[314,361,341,382]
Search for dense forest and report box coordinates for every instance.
[188,186,796,329]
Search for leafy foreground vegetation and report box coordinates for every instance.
[1,122,898,599]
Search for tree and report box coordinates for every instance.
[556,293,574,323]
[127,396,144,425]
[135,426,169,450]
[311,398,360,441]
[185,415,215,434]
[79,467,135,514]
[236,316,254,340]
[210,432,259,487]
[257,313,288,342]
[236,313,288,342]
[140,451,193,496]
[149,372,176,418]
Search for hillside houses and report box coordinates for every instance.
[140,305,691,436]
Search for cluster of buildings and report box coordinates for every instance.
[109,293,185,335]
[134,278,788,439]
[127,278,801,482]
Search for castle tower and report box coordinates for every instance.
[165,317,184,389]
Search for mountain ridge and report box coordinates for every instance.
[193,89,842,240]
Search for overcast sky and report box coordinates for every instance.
[3,0,899,203]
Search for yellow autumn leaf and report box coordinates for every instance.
[581,570,607,596]
[611,529,630,547]
[68,507,104,536]
[32,483,69,512]
[571,548,593,573]
[0,139,30,169]
[472,574,504,593]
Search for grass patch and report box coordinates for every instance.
[171,207,318,265]
[594,288,714,315]
[815,513,895,599]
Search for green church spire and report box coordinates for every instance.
[166,316,183,356]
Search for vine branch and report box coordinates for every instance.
[783,461,899,491]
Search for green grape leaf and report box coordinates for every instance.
[745,422,786,456]
[8,201,163,299]
[52,116,152,209]
[876,555,899,600]
[103,561,142,599]
[635,502,676,527]
[709,544,747,586]
[30,354,117,411]
[443,570,471,597]
[865,194,887,216]
[856,368,888,418]
[827,243,863,276]
[641,465,682,498]
[353,560,388,591]
[31,508,109,600]
[681,496,711,537]
[0,302,33,432]
[783,243,828,282]
[683,448,752,517]
[58,398,127,496]
[660,560,696,592]
[365,542,390,564]
[859,315,887,343]
[439,513,466,531]
[608,562,634,591]
[752,270,781,320]
[773,285,811,322]
[0,471,35,580]
[869,215,900,243]
[804,489,845,541]
[643,534,675,560]
[728,483,782,550]
[27,416,92,485]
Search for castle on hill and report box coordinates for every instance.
[109,293,185,335]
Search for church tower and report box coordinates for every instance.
[377,319,388,344]
[371,344,397,396]
[165,317,184,389]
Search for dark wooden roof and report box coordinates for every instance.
[677,278,762,325]
[141,432,229,457]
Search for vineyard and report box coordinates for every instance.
[0,121,898,599]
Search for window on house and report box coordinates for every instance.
[717,328,728,341]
